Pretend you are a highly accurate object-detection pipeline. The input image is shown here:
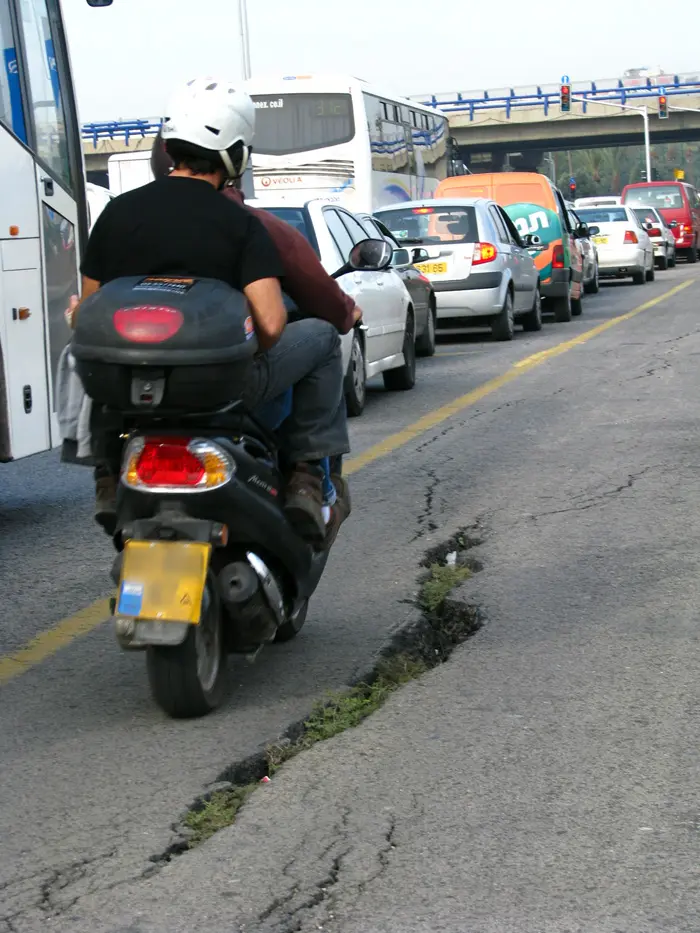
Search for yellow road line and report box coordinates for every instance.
[1,280,692,686]
[345,280,692,475]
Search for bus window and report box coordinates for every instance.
[19,0,73,187]
[0,6,27,140]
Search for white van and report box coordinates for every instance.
[85,182,115,231]
[108,149,256,197]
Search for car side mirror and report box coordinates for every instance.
[669,220,679,228]
[587,225,600,236]
[86,0,113,5]
[575,223,589,238]
[331,238,393,279]
[392,248,411,266]
[411,247,430,263]
[523,233,543,248]
[643,222,653,230]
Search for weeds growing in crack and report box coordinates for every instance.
[170,527,483,853]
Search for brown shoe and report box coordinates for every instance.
[95,475,117,534]
[321,475,351,550]
[284,464,326,545]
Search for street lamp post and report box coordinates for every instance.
[572,96,652,184]
[238,0,252,80]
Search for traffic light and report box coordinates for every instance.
[560,83,571,113]
[659,94,669,119]
[569,178,576,197]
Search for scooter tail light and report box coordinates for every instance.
[122,437,235,492]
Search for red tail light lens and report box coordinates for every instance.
[412,207,433,214]
[552,244,565,268]
[113,306,184,343]
[124,437,234,491]
[473,242,498,265]
[647,227,662,237]
[624,231,639,244]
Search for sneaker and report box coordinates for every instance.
[321,475,351,550]
[284,463,326,545]
[95,475,117,534]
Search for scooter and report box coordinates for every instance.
[71,238,392,718]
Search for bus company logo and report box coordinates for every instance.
[260,176,304,188]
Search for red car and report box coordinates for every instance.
[621,181,700,263]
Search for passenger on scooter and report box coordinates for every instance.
[67,77,350,548]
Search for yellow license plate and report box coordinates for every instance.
[592,236,608,245]
[117,540,211,624]
[416,261,448,275]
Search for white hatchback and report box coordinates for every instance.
[249,198,414,417]
[575,206,655,285]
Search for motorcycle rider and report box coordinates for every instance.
[68,77,350,547]
[149,129,361,544]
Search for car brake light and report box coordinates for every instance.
[123,437,234,491]
[412,207,433,214]
[681,224,691,235]
[624,231,638,244]
[552,244,565,268]
[473,242,497,265]
[417,273,431,284]
[113,306,184,343]
[647,227,662,237]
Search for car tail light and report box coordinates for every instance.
[412,207,433,214]
[473,242,497,265]
[417,273,431,284]
[552,244,565,268]
[113,306,184,343]
[123,437,234,492]
[647,227,662,237]
[624,230,639,244]
[681,223,692,235]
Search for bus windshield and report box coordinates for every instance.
[251,93,355,155]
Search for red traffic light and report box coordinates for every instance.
[659,95,669,119]
[560,83,572,113]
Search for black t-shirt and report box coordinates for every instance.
[81,176,283,289]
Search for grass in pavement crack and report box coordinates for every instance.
[177,529,481,852]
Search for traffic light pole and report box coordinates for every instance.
[572,96,652,185]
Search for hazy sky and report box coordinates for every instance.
[64,0,700,123]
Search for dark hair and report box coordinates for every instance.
[151,129,173,178]
[164,138,225,175]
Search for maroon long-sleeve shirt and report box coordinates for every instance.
[221,187,356,334]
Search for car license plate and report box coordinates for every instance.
[592,235,608,245]
[416,261,448,275]
[117,540,211,624]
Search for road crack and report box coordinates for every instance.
[531,468,653,518]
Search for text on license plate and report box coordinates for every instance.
[592,236,608,245]
[416,262,448,275]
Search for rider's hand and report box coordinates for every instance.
[64,295,80,330]
[352,305,363,326]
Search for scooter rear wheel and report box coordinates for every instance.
[146,585,227,718]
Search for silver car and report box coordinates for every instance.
[631,205,677,270]
[374,198,541,341]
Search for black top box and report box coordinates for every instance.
[71,276,258,412]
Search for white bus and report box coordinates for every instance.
[0,0,108,463]
[244,73,460,212]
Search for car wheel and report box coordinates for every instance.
[656,253,669,271]
[416,301,436,357]
[584,262,600,294]
[344,329,366,417]
[687,243,698,264]
[632,269,646,285]
[383,311,416,391]
[521,287,542,332]
[491,290,515,341]
[551,292,572,323]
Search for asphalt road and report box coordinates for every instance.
[1,265,699,931]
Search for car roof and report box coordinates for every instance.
[375,197,489,210]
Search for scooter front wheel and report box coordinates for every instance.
[274,599,309,643]
[146,585,227,718]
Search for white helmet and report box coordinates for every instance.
[161,77,255,178]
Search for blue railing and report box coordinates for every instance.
[81,118,162,147]
[414,74,700,121]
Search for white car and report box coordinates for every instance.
[575,205,655,285]
[249,198,415,416]
[630,205,677,270]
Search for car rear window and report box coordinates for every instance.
[576,208,628,224]
[623,185,685,209]
[375,205,478,244]
[633,207,660,225]
[259,207,316,246]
